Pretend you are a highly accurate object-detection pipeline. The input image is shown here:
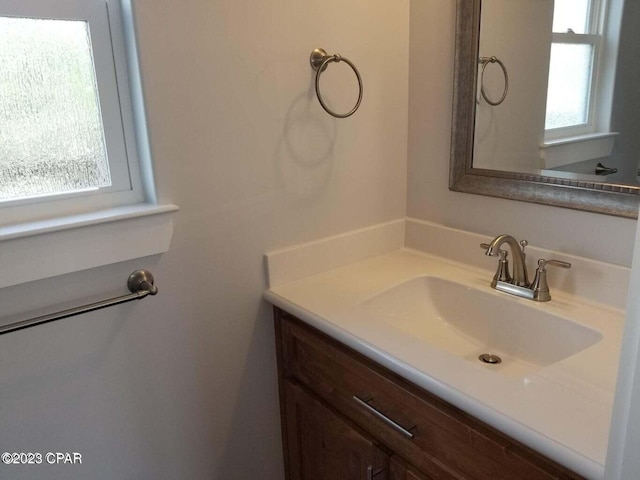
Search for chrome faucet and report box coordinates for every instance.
[482,234,571,302]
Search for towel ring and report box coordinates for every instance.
[479,56,509,106]
[310,48,363,118]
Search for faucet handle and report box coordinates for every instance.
[494,249,511,284]
[538,259,572,271]
[531,258,571,301]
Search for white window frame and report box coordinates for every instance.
[545,32,601,138]
[0,0,178,289]
[544,0,611,141]
[0,0,146,225]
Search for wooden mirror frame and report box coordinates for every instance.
[449,0,640,218]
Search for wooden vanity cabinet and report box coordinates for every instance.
[274,308,585,480]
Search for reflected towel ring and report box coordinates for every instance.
[310,48,363,118]
[479,56,509,106]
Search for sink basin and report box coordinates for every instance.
[360,276,602,377]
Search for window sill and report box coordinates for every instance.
[540,132,619,169]
[0,203,179,289]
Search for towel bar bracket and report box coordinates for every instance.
[128,269,158,296]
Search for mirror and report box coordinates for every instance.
[450,0,640,218]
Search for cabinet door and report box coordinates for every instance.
[284,380,389,480]
[389,456,433,480]
[405,470,430,480]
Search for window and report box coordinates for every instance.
[1,16,111,201]
[0,0,177,289]
[0,0,146,227]
[544,0,606,137]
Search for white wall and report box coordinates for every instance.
[0,1,408,478]
[474,0,553,173]
[408,0,637,267]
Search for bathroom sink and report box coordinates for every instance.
[360,276,602,377]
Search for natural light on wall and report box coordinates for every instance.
[0,17,111,201]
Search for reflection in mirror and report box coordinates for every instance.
[475,0,639,185]
[449,0,640,218]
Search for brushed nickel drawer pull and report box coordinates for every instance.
[353,395,415,439]
[366,465,385,480]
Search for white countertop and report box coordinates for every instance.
[264,248,624,480]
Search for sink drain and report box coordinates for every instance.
[479,353,502,365]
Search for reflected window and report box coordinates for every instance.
[552,0,591,34]
[546,43,594,129]
[545,0,606,136]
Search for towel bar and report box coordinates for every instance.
[0,269,158,336]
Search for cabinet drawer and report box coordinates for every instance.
[276,309,583,480]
